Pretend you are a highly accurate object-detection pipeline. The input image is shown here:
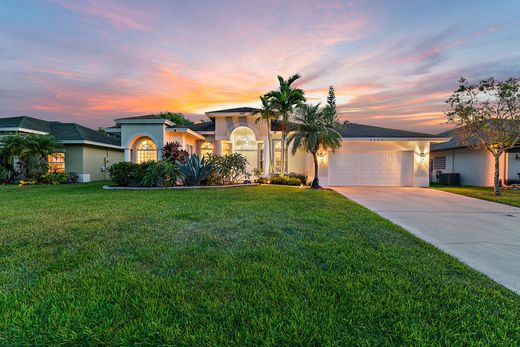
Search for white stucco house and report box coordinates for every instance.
[430,129,520,186]
[105,107,447,187]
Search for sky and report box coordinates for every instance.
[1,0,519,133]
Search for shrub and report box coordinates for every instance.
[0,167,10,184]
[141,160,177,187]
[256,177,269,184]
[287,172,307,185]
[108,161,150,186]
[205,153,250,185]
[163,141,188,163]
[67,172,79,183]
[39,172,69,185]
[178,154,214,186]
[270,175,302,186]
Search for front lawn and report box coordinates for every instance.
[0,183,518,345]
[431,184,520,208]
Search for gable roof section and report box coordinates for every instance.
[0,116,121,147]
[179,121,215,132]
[114,114,163,121]
[206,107,259,114]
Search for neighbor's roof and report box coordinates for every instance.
[430,129,463,151]
[0,116,121,147]
[114,114,163,121]
[206,107,259,114]
[336,123,440,138]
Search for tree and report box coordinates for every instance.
[158,112,193,126]
[0,134,63,178]
[253,95,278,175]
[446,77,520,196]
[287,103,342,188]
[265,74,306,175]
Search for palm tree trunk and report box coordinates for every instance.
[281,130,286,175]
[311,151,320,189]
[494,154,501,196]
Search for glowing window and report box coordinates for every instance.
[200,142,213,157]
[231,127,256,151]
[274,141,288,173]
[48,153,65,173]
[222,142,232,155]
[135,138,157,163]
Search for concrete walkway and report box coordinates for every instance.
[331,187,520,294]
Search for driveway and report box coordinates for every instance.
[331,187,520,294]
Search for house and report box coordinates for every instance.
[0,116,124,182]
[430,128,520,186]
[106,107,447,187]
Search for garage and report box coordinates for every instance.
[328,150,414,186]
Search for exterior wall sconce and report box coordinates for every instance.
[419,152,427,162]
[516,154,520,161]
[317,149,327,158]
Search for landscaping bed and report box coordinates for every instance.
[0,183,518,345]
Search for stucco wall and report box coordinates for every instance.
[64,145,123,182]
[430,148,507,186]
[313,140,430,187]
[506,150,520,182]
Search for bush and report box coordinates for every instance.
[0,167,10,184]
[256,177,269,184]
[67,172,79,183]
[270,175,302,186]
[205,153,250,185]
[39,172,69,185]
[108,162,150,186]
[287,172,307,185]
[163,141,188,163]
[178,155,214,186]
[141,160,177,187]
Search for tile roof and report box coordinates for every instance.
[206,107,259,114]
[0,116,121,147]
[336,123,439,138]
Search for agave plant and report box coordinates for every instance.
[178,154,214,186]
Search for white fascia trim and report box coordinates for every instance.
[166,128,205,140]
[0,127,49,135]
[341,137,451,142]
[197,131,215,135]
[60,140,123,150]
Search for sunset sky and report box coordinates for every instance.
[1,0,519,133]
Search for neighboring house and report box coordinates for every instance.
[0,116,124,182]
[430,129,520,186]
[105,107,446,187]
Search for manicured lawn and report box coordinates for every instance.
[0,183,518,345]
[431,184,520,208]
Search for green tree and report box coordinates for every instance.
[158,112,193,126]
[253,95,278,175]
[287,104,342,189]
[0,134,63,178]
[265,74,306,175]
[446,77,520,196]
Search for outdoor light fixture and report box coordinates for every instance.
[419,152,427,162]
[317,148,326,158]
[516,154,520,161]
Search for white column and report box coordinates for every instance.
[263,140,270,177]
[124,149,132,162]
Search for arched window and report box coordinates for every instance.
[200,142,213,157]
[135,137,157,163]
[231,127,256,151]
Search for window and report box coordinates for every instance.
[273,140,288,173]
[231,127,256,151]
[200,142,213,157]
[257,143,264,171]
[135,137,157,163]
[433,156,446,170]
[222,142,232,155]
[48,153,65,173]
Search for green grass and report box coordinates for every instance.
[0,183,518,345]
[431,183,520,208]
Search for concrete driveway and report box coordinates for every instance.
[331,187,520,294]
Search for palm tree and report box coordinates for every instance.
[265,74,306,175]
[287,104,342,188]
[253,95,277,175]
[0,134,63,178]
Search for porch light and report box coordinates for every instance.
[317,148,326,158]
[419,152,427,162]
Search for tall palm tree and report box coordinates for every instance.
[0,135,27,171]
[23,134,63,162]
[253,95,277,175]
[265,74,306,175]
[287,103,342,189]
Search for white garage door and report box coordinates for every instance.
[329,151,413,186]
